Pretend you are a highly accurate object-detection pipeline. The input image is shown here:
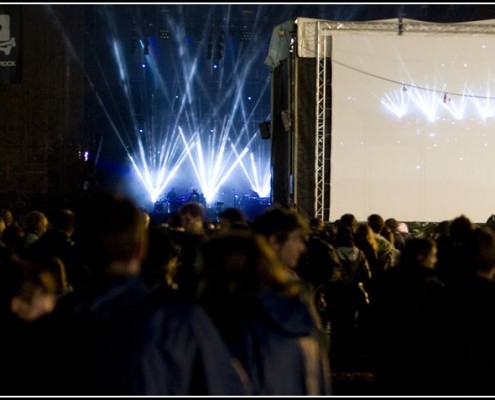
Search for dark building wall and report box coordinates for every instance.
[0,5,86,213]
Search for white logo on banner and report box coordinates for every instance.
[0,14,16,56]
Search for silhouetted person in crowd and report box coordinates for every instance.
[188,187,201,203]
[296,218,342,340]
[250,204,309,281]
[166,187,178,202]
[385,218,411,251]
[165,211,184,232]
[308,217,334,243]
[339,213,359,233]
[250,205,330,371]
[250,204,314,280]
[0,256,58,395]
[367,213,399,276]
[1,223,25,259]
[441,227,495,395]
[179,201,206,236]
[434,219,451,241]
[436,214,475,285]
[327,225,372,372]
[171,201,208,299]
[1,208,14,228]
[140,224,181,296]
[380,225,395,248]
[28,208,76,295]
[218,207,249,231]
[0,216,7,247]
[372,237,447,395]
[198,230,332,395]
[19,210,49,259]
[296,221,341,292]
[40,192,249,395]
[354,222,379,284]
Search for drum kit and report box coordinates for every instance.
[153,195,188,214]
[239,194,271,220]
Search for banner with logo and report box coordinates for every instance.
[0,5,20,84]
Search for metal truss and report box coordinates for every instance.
[306,17,495,221]
[314,20,329,222]
[318,19,495,35]
[297,17,495,58]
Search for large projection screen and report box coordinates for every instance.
[326,21,495,223]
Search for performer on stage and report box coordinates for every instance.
[166,187,178,202]
[188,187,201,203]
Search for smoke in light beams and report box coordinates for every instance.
[128,132,195,203]
[177,126,245,202]
[77,5,273,206]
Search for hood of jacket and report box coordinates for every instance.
[256,291,315,337]
[336,246,361,264]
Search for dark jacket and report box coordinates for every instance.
[208,291,332,395]
[42,275,249,395]
[442,275,495,395]
[372,265,447,395]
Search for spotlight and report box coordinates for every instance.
[215,30,224,60]
[259,121,270,140]
[241,29,251,41]
[159,29,170,40]
[142,37,149,55]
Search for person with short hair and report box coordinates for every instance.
[40,191,249,395]
[20,210,49,258]
[251,204,310,278]
[218,207,248,231]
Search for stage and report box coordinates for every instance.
[151,192,271,222]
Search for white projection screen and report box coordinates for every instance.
[318,19,495,223]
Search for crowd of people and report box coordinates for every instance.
[1,192,495,395]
